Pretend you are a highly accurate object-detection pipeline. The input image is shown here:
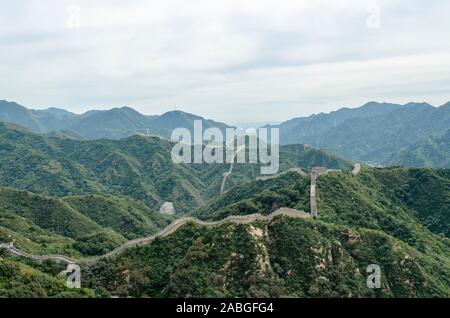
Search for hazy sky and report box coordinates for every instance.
[1,0,450,124]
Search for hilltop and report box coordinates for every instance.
[269,101,450,167]
[0,100,229,140]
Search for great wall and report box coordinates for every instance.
[1,208,310,265]
[1,164,361,267]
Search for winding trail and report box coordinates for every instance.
[1,166,353,266]
[0,243,77,264]
[1,208,310,265]
[220,145,246,193]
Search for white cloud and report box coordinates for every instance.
[0,0,449,122]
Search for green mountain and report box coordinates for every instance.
[0,122,349,213]
[83,213,448,297]
[69,106,157,140]
[63,194,172,239]
[386,130,450,168]
[0,254,102,298]
[44,130,85,140]
[0,188,103,240]
[193,170,310,221]
[198,167,449,240]
[271,102,450,166]
[274,101,400,143]
[0,117,447,298]
[78,167,449,298]
[0,100,230,140]
[0,166,448,297]
[146,110,231,139]
[0,101,79,133]
[0,188,173,257]
[3,100,449,168]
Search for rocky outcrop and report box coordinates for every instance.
[159,202,176,215]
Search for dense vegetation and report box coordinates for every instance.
[0,252,101,297]
[194,171,310,220]
[63,194,172,239]
[271,101,450,166]
[2,100,449,168]
[317,168,450,248]
[1,165,449,297]
[83,217,449,297]
[0,188,172,257]
[386,130,450,168]
[78,167,449,298]
[0,122,349,213]
[0,117,447,298]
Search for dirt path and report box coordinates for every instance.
[220,145,246,193]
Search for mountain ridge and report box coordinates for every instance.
[1,100,449,167]
[0,100,231,140]
[385,130,450,168]
[269,101,450,166]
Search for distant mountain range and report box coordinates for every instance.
[1,99,449,167]
[268,101,450,167]
[0,100,230,140]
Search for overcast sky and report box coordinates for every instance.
[1,0,450,124]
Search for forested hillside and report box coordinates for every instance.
[270,102,450,166]
[0,189,173,257]
[1,164,448,297]
[0,122,349,213]
[0,253,102,298]
[83,216,449,298]
[0,121,448,298]
[77,167,449,298]
[2,100,449,168]
[386,130,450,168]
